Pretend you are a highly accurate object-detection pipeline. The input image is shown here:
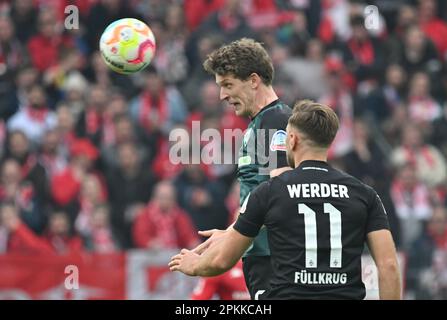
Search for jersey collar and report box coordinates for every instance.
[250,99,280,120]
[297,160,330,169]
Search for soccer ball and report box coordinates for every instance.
[99,18,156,74]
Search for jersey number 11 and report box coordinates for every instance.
[298,203,342,269]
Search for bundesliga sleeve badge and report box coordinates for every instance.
[270,130,287,152]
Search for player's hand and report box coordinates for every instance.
[168,249,199,276]
[192,229,227,255]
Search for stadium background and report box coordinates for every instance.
[0,0,446,300]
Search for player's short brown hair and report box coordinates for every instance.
[288,100,339,148]
[203,38,274,85]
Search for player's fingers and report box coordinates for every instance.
[192,240,211,254]
[180,248,190,255]
[170,253,183,262]
[168,260,176,268]
[198,229,219,237]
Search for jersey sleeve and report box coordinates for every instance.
[366,189,390,233]
[233,181,270,238]
[258,110,289,169]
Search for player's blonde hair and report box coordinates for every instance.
[288,100,339,148]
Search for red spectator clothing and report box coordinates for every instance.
[138,91,169,134]
[429,227,447,251]
[89,227,118,253]
[85,108,102,137]
[132,202,198,249]
[191,261,250,300]
[220,108,249,134]
[7,223,54,255]
[27,34,73,72]
[347,39,375,66]
[390,180,432,220]
[151,140,184,180]
[75,187,108,234]
[421,19,447,58]
[50,167,81,206]
[43,233,83,254]
[319,90,354,159]
[184,0,225,31]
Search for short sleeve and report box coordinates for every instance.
[234,181,270,237]
[257,109,290,169]
[366,190,390,233]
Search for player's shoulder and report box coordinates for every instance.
[258,100,292,127]
[261,100,292,117]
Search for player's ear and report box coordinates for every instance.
[289,131,297,150]
[249,73,261,89]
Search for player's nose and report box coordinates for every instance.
[220,88,229,101]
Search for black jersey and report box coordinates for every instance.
[237,99,291,257]
[234,160,390,299]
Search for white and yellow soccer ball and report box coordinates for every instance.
[99,18,156,74]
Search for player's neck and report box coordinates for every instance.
[251,86,278,118]
[294,151,328,168]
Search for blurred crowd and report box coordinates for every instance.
[0,0,447,299]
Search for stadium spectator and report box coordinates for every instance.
[319,56,354,158]
[391,123,446,187]
[407,72,442,128]
[2,130,49,205]
[100,114,148,170]
[74,174,107,235]
[280,38,327,101]
[129,67,187,137]
[0,202,53,255]
[0,158,46,233]
[50,138,99,220]
[75,85,108,146]
[430,103,447,157]
[364,64,407,124]
[9,0,38,43]
[39,129,67,179]
[82,204,120,253]
[407,205,447,299]
[393,24,439,78]
[55,104,77,151]
[418,0,447,59]
[175,163,229,237]
[0,16,27,115]
[341,13,384,83]
[7,85,57,144]
[27,8,74,72]
[152,4,189,85]
[132,181,199,250]
[43,211,83,254]
[342,118,400,246]
[391,164,433,250]
[106,142,156,248]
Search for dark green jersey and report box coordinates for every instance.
[237,99,292,257]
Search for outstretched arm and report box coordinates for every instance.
[169,227,253,277]
[367,229,401,300]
